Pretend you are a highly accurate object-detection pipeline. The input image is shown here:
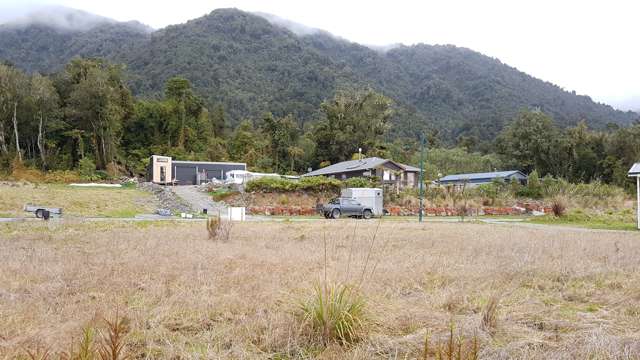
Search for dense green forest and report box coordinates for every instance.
[1,58,639,190]
[0,8,637,145]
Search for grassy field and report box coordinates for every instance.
[0,182,157,218]
[530,209,637,231]
[1,219,639,359]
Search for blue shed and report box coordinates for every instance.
[438,170,528,187]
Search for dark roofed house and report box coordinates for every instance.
[303,157,420,189]
[438,170,527,188]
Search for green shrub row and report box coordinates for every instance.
[245,176,374,193]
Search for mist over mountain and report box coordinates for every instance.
[1,5,152,33]
[0,7,636,142]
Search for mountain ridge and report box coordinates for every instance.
[0,7,636,142]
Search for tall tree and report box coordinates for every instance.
[30,73,60,168]
[0,64,27,161]
[260,113,299,172]
[61,59,133,169]
[313,89,392,165]
[496,110,562,175]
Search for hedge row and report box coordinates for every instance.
[245,176,376,193]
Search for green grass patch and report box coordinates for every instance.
[530,209,636,231]
[208,188,238,202]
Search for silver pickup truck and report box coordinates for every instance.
[321,197,374,219]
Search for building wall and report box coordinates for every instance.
[150,155,172,184]
[172,161,246,185]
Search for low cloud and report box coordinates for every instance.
[3,5,115,31]
[254,12,320,36]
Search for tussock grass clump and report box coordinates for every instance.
[299,283,367,345]
[480,295,500,334]
[551,196,568,217]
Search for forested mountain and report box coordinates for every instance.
[0,7,637,142]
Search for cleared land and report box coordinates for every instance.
[0,182,157,218]
[1,220,639,359]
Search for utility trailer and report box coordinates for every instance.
[23,204,62,219]
[340,188,384,216]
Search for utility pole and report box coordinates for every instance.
[418,134,425,222]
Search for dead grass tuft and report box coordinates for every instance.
[206,216,233,241]
[423,324,480,360]
[480,295,500,335]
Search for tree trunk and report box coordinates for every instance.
[0,120,7,155]
[37,113,46,169]
[12,101,21,162]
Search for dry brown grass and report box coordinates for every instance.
[0,182,156,217]
[1,220,640,359]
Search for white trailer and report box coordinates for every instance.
[341,188,383,216]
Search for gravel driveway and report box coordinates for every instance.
[170,185,229,216]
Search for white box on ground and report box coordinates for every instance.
[341,188,383,216]
[227,207,246,221]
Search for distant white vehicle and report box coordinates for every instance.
[225,170,281,184]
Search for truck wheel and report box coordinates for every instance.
[331,209,341,219]
[362,209,373,219]
[35,209,44,218]
[323,212,330,219]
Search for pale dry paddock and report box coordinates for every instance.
[0,220,639,359]
[0,182,157,218]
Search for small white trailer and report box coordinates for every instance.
[23,204,62,219]
[341,188,384,216]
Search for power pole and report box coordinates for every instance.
[418,134,425,222]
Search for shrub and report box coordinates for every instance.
[297,176,342,193]
[343,176,377,188]
[475,180,501,206]
[245,176,341,194]
[245,177,298,192]
[517,170,542,198]
[78,157,97,179]
[299,283,367,345]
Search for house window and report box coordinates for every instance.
[383,170,391,181]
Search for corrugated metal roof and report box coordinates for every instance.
[400,163,421,172]
[439,170,525,182]
[628,163,640,176]
[303,157,389,177]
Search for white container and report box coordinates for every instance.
[341,188,383,216]
[227,207,246,221]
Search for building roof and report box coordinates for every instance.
[400,163,421,172]
[303,157,389,177]
[439,170,526,183]
[172,160,246,166]
[628,163,640,176]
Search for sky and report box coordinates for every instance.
[1,0,639,111]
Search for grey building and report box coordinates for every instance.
[302,157,420,189]
[146,155,246,185]
[438,170,528,188]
